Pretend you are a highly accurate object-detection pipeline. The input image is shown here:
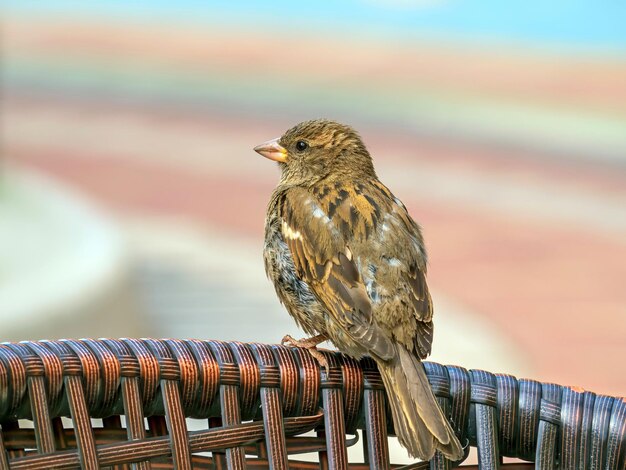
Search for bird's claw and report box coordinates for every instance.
[281,334,298,347]
[280,334,330,374]
[281,334,319,349]
[307,348,330,375]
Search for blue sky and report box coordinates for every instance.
[5,0,626,52]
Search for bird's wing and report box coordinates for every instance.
[404,262,434,359]
[369,180,434,358]
[278,187,395,360]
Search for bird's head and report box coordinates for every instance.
[254,119,376,186]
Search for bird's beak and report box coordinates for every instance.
[254,138,288,163]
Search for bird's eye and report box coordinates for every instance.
[295,140,308,152]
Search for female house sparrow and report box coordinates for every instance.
[255,119,463,461]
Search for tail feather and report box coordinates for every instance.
[376,346,463,461]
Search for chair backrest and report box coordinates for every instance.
[0,339,623,469]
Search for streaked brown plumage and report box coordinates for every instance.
[255,119,463,461]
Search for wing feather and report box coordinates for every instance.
[279,188,394,360]
[278,183,435,361]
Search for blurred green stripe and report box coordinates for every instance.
[6,56,626,163]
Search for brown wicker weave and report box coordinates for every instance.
[0,339,623,469]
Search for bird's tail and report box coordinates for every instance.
[375,346,463,461]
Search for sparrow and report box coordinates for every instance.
[255,119,463,461]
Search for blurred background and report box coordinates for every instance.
[1,0,624,443]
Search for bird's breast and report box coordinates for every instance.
[263,215,328,336]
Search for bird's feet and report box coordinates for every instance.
[281,334,330,373]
